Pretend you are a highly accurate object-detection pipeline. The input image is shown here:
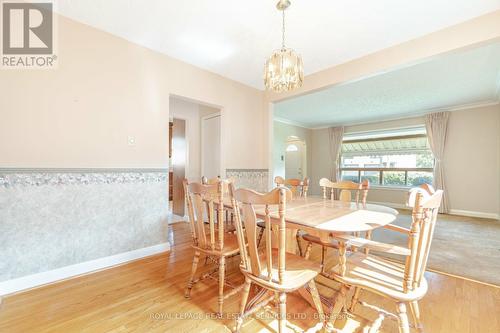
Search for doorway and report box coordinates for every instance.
[285,139,306,179]
[168,96,222,223]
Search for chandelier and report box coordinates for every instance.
[264,0,304,93]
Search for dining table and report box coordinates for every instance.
[253,195,398,250]
[223,194,399,309]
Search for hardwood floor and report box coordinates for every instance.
[0,222,499,332]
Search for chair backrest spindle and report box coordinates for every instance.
[274,176,309,198]
[319,178,369,207]
[403,186,443,292]
[230,184,292,285]
[184,179,225,251]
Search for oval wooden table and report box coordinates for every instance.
[252,195,398,252]
[251,195,399,312]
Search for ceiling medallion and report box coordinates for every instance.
[264,0,304,93]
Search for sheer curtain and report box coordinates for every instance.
[425,112,450,213]
[328,126,345,182]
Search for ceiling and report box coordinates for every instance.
[56,0,500,89]
[274,42,500,128]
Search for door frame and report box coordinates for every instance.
[171,117,187,217]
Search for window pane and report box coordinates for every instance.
[341,171,359,182]
[382,171,406,186]
[407,171,433,186]
[416,153,434,168]
[341,152,433,169]
[360,170,380,185]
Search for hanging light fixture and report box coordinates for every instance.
[264,0,304,93]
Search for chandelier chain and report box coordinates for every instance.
[282,9,285,49]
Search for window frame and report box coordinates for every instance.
[339,132,434,188]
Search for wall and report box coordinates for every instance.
[273,121,312,181]
[445,104,499,217]
[308,104,500,218]
[0,15,266,169]
[0,14,266,294]
[0,169,168,293]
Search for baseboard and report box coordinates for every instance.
[0,242,170,296]
[448,209,499,220]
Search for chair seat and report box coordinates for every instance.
[242,249,320,292]
[193,232,240,256]
[300,232,339,249]
[256,221,266,228]
[328,252,428,302]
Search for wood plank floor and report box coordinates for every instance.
[0,222,499,332]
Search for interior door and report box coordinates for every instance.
[285,143,303,179]
[172,118,186,216]
[201,114,221,179]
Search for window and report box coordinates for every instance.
[340,127,434,187]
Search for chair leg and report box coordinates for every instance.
[234,278,251,333]
[320,246,327,273]
[218,256,226,316]
[256,227,265,247]
[185,251,200,298]
[296,232,303,256]
[409,301,424,332]
[327,285,348,331]
[349,287,361,312]
[396,302,410,333]
[278,292,287,333]
[308,280,325,325]
[304,242,313,259]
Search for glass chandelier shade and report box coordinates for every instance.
[264,1,304,93]
[264,48,304,93]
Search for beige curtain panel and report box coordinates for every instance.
[328,126,345,183]
[425,111,450,213]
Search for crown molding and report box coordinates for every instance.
[273,116,313,129]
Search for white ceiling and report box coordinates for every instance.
[274,42,500,128]
[56,0,500,89]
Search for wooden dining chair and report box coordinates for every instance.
[202,176,235,232]
[300,178,370,266]
[256,176,310,248]
[228,184,325,333]
[325,185,443,333]
[183,179,242,315]
[274,176,309,197]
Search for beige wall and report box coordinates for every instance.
[0,15,266,170]
[308,105,500,218]
[445,105,499,216]
[273,121,312,180]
